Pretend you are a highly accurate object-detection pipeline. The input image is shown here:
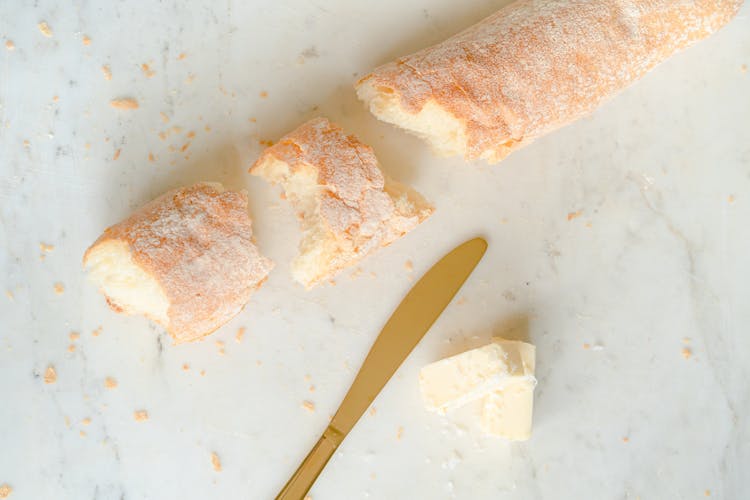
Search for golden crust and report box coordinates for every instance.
[84,182,273,343]
[357,0,743,162]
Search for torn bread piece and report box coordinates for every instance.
[83,182,273,343]
[356,0,742,163]
[419,338,536,440]
[250,117,433,288]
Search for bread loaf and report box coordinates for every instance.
[356,0,743,163]
[250,117,433,288]
[83,182,273,343]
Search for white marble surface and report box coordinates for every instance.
[1,1,749,499]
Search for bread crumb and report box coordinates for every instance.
[101,65,112,80]
[583,343,591,350]
[397,426,404,440]
[22,140,30,148]
[81,417,91,426]
[248,117,257,123]
[186,131,196,139]
[185,73,195,84]
[705,490,711,497]
[44,365,57,384]
[681,347,692,360]
[54,283,64,294]
[302,401,315,413]
[235,327,245,343]
[52,95,59,103]
[204,125,211,132]
[259,139,274,147]
[110,98,139,110]
[728,194,736,204]
[67,344,76,353]
[309,385,315,392]
[79,430,86,437]
[5,290,13,300]
[38,22,53,37]
[180,142,190,152]
[40,243,54,253]
[0,483,12,498]
[92,326,102,337]
[200,370,206,376]
[741,64,747,74]
[113,149,121,161]
[369,406,377,416]
[133,410,149,421]
[259,91,268,98]
[567,210,583,221]
[178,52,186,60]
[256,360,262,366]
[104,377,118,389]
[455,297,467,305]
[148,152,155,162]
[4,40,14,51]
[82,35,91,46]
[69,331,80,341]
[182,363,189,371]
[622,437,629,443]
[158,131,167,141]
[404,260,414,272]
[211,452,222,472]
[304,374,311,382]
[140,63,155,78]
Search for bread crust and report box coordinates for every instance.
[83,182,273,343]
[357,0,743,162]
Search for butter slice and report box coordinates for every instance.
[420,338,536,440]
[419,339,535,414]
[481,339,535,441]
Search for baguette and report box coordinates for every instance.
[356,0,743,163]
[83,182,273,343]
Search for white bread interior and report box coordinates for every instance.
[84,239,170,325]
[356,78,468,158]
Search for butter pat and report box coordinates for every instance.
[419,338,536,440]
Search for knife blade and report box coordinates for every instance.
[276,237,488,500]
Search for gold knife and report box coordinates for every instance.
[276,237,488,500]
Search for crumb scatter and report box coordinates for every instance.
[44,365,57,384]
[211,452,222,472]
[0,483,11,498]
[134,410,149,421]
[302,401,315,412]
[38,22,53,37]
[110,98,139,110]
[104,377,118,389]
[54,283,65,294]
[102,65,112,80]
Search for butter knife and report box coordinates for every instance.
[276,237,488,499]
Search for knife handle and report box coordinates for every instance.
[275,425,344,500]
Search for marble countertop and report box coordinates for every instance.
[1,1,749,499]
